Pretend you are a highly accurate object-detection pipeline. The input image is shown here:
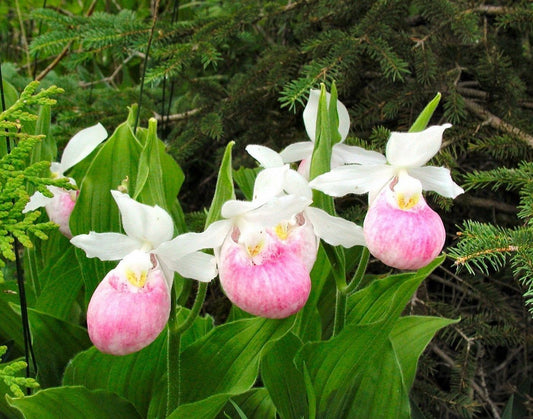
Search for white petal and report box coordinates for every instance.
[70,232,141,260]
[332,143,387,165]
[251,166,288,201]
[280,142,314,163]
[386,124,452,168]
[408,166,464,198]
[155,220,231,262]
[173,251,218,282]
[284,169,313,200]
[23,191,53,213]
[244,195,311,227]
[60,123,108,173]
[310,164,396,197]
[303,89,350,142]
[111,190,174,247]
[222,199,264,219]
[246,145,283,168]
[306,207,366,247]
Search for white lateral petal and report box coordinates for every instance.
[246,144,283,168]
[23,191,53,213]
[173,251,218,282]
[310,164,396,197]
[111,190,174,247]
[409,166,464,198]
[245,195,311,227]
[60,123,108,173]
[284,169,313,200]
[280,142,314,163]
[252,166,288,201]
[386,124,452,168]
[155,220,231,262]
[222,199,265,219]
[306,207,366,247]
[70,232,141,260]
[333,143,387,165]
[303,90,350,142]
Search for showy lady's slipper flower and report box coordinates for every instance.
[71,191,218,355]
[309,124,464,270]
[279,89,385,178]
[23,123,108,238]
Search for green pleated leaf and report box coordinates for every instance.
[63,309,213,418]
[30,104,56,163]
[206,141,235,226]
[34,245,83,321]
[0,283,25,354]
[26,307,91,388]
[295,257,448,418]
[167,393,230,419]
[220,388,276,419]
[179,317,293,404]
[346,256,445,326]
[409,93,441,133]
[391,315,459,390]
[133,118,184,213]
[261,332,308,419]
[7,386,141,418]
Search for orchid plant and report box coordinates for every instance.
[2,85,460,419]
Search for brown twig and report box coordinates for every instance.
[153,108,201,122]
[463,98,533,148]
[33,0,98,82]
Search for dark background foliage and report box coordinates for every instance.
[1,0,532,417]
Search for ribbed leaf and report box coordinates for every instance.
[7,386,141,418]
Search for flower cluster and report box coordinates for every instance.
[62,88,462,356]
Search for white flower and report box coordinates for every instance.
[309,124,464,203]
[71,190,218,283]
[246,144,365,248]
[279,89,384,177]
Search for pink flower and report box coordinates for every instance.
[363,174,446,270]
[218,221,314,318]
[87,251,170,355]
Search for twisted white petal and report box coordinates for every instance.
[111,190,174,248]
[386,124,451,167]
[408,165,464,198]
[303,89,350,142]
[60,123,108,174]
[71,232,141,260]
[306,207,365,248]
[246,144,284,168]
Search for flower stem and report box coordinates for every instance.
[344,247,370,296]
[166,281,208,415]
[333,289,346,337]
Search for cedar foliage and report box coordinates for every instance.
[1,0,532,417]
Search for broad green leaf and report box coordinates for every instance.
[30,105,56,163]
[297,257,447,418]
[409,93,441,133]
[391,315,458,390]
[133,118,184,213]
[7,386,141,418]
[0,284,25,354]
[179,317,293,404]
[220,388,276,419]
[63,309,213,418]
[34,245,83,321]
[27,308,91,388]
[261,332,308,419]
[346,256,445,326]
[206,141,235,226]
[167,393,230,419]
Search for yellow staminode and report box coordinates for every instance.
[397,192,420,210]
[275,223,289,240]
[126,269,148,288]
[247,240,264,258]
